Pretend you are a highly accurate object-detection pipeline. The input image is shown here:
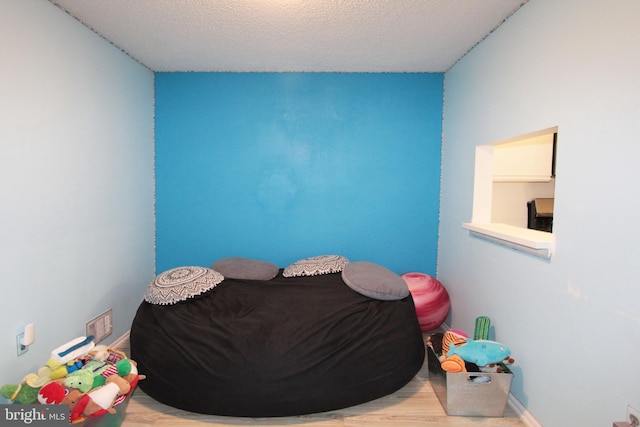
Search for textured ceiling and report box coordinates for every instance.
[49,0,527,72]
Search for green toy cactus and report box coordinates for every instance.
[474,316,491,340]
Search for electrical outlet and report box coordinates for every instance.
[16,332,28,356]
[628,405,640,427]
[86,309,113,343]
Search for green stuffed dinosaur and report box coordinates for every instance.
[1,381,40,404]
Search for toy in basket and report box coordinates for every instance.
[426,316,514,373]
[425,317,515,417]
[1,336,145,424]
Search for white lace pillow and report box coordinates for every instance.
[145,266,224,305]
[283,255,349,277]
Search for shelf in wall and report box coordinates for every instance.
[492,175,553,183]
[462,222,555,259]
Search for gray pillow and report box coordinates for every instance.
[211,257,279,280]
[283,255,349,277]
[341,261,410,300]
[145,266,224,305]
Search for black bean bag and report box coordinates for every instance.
[130,265,424,417]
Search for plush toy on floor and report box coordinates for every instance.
[70,375,131,423]
[446,338,511,368]
[0,380,40,404]
[37,379,84,408]
[479,355,515,373]
[1,336,144,424]
[427,316,514,373]
[115,359,146,389]
[427,330,471,372]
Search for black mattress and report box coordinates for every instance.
[130,270,425,417]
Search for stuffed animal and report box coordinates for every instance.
[105,375,131,396]
[88,345,111,362]
[23,351,92,389]
[38,357,87,382]
[426,331,468,356]
[6,335,96,404]
[37,381,67,405]
[50,336,95,365]
[0,381,40,404]
[115,359,146,389]
[440,354,467,373]
[428,331,471,372]
[2,335,143,425]
[64,369,96,393]
[37,378,86,408]
[70,383,119,422]
[429,329,514,372]
[69,375,131,423]
[440,330,469,361]
[474,316,491,340]
[447,339,511,367]
[83,359,113,379]
[479,355,515,373]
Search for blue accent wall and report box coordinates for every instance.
[155,72,443,274]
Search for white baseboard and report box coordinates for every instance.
[508,394,542,427]
[109,329,130,350]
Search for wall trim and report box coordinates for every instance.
[508,394,543,427]
[109,330,130,350]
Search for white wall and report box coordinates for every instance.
[0,0,155,389]
[439,0,640,425]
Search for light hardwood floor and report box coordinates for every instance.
[116,337,526,427]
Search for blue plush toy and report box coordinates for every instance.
[446,339,511,367]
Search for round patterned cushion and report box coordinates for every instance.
[401,272,450,331]
[283,255,349,277]
[145,266,224,305]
